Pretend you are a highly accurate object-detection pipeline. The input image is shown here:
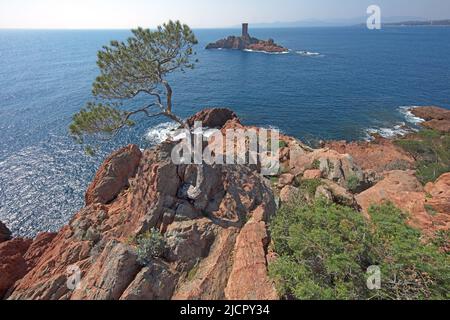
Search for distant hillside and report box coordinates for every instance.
[384,19,450,26]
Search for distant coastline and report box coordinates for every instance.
[356,19,450,27]
[383,19,450,26]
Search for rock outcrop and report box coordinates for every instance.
[5,114,277,300]
[411,106,450,133]
[0,239,32,299]
[85,145,142,205]
[326,138,415,174]
[186,108,239,129]
[4,107,449,300]
[356,170,449,234]
[289,147,366,189]
[0,232,56,299]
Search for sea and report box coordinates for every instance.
[1,27,449,236]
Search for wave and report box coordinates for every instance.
[145,122,179,145]
[399,106,426,125]
[243,49,290,55]
[364,123,414,141]
[364,106,426,141]
[296,50,321,57]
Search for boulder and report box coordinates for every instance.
[187,108,239,129]
[290,148,364,188]
[120,261,178,300]
[85,144,142,205]
[315,185,333,202]
[321,180,357,208]
[71,240,141,300]
[279,185,299,203]
[303,169,322,180]
[278,173,295,187]
[0,221,12,243]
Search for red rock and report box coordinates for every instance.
[279,185,299,203]
[187,108,238,129]
[290,148,364,188]
[85,144,142,205]
[424,173,450,230]
[0,238,32,298]
[411,106,450,121]
[326,138,415,173]
[172,227,238,300]
[411,106,450,132]
[7,141,277,300]
[24,233,57,269]
[278,173,295,187]
[356,171,449,234]
[0,221,11,243]
[224,207,278,300]
[247,40,288,53]
[303,169,322,180]
[71,240,141,300]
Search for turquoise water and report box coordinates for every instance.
[1,27,449,236]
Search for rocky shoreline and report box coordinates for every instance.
[1,106,449,300]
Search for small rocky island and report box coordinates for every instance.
[206,23,288,53]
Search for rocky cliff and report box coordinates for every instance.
[1,107,449,300]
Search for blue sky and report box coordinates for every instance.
[0,0,449,29]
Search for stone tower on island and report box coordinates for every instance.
[242,23,249,38]
[206,23,288,53]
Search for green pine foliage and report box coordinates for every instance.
[269,200,449,300]
[69,21,198,151]
[135,229,167,266]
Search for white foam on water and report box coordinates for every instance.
[365,123,413,140]
[243,49,290,55]
[399,106,426,125]
[145,122,179,145]
[363,106,428,141]
[296,50,321,57]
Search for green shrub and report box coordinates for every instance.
[298,179,322,198]
[135,228,166,266]
[346,175,360,193]
[269,199,372,300]
[311,159,321,170]
[269,201,449,300]
[279,141,289,149]
[417,129,442,140]
[368,204,449,300]
[395,131,450,185]
[416,161,450,185]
